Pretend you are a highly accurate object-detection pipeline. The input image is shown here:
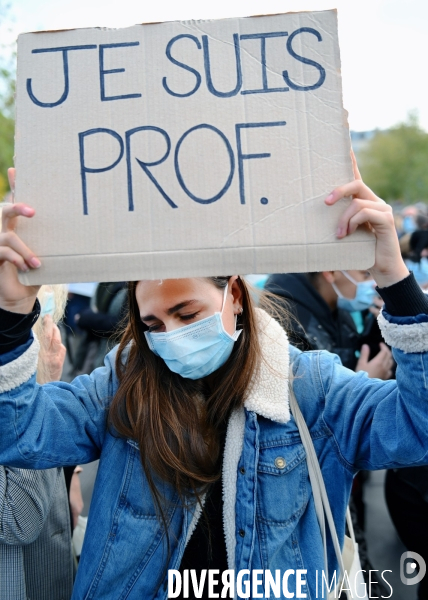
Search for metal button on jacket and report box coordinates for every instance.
[275,457,286,469]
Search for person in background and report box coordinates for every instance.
[65,283,98,335]
[399,229,428,289]
[265,269,393,598]
[69,281,128,377]
[62,281,98,381]
[383,229,428,600]
[385,464,428,600]
[34,285,85,531]
[400,205,419,236]
[0,284,74,600]
[264,270,393,377]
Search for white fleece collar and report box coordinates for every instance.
[244,308,290,424]
[0,336,40,393]
[222,408,246,572]
[378,310,428,354]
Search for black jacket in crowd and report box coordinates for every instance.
[265,272,363,370]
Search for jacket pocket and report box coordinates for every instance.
[256,441,309,526]
[123,440,159,519]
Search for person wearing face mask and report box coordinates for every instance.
[2,166,428,600]
[144,284,242,380]
[265,270,394,378]
[400,229,428,289]
[265,269,394,598]
[0,285,74,600]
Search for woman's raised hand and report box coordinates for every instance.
[325,152,409,288]
[38,315,66,383]
[0,168,41,313]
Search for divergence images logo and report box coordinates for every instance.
[400,551,426,586]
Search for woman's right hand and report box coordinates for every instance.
[0,168,41,313]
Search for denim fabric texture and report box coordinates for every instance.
[0,309,427,599]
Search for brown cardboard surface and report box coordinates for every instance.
[15,10,375,284]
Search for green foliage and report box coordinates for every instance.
[359,113,428,204]
[0,64,15,116]
[0,109,14,197]
[0,1,15,198]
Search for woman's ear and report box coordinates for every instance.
[321,271,336,284]
[229,276,244,314]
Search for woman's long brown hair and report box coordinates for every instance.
[108,276,261,537]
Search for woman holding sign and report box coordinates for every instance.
[0,164,427,600]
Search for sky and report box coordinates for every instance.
[1,0,427,132]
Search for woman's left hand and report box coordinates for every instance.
[325,153,409,288]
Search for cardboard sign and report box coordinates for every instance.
[15,10,375,285]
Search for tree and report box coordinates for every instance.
[0,1,15,198]
[0,107,14,196]
[0,63,15,198]
[359,113,428,204]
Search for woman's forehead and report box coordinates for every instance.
[136,278,215,302]
[137,277,203,290]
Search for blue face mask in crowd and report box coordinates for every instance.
[40,292,56,318]
[144,285,242,379]
[405,258,428,286]
[332,271,377,312]
[402,215,416,234]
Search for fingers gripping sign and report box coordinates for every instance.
[0,168,42,313]
[325,155,410,289]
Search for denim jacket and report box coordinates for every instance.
[0,307,427,599]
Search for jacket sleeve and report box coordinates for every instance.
[0,336,118,468]
[318,309,428,471]
[0,466,61,545]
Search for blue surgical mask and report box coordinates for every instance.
[332,271,377,312]
[405,258,428,286]
[40,292,56,318]
[144,285,242,379]
[244,274,269,289]
[402,215,416,234]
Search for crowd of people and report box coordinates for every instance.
[0,164,428,600]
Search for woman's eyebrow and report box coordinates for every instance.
[166,299,198,315]
[141,300,198,321]
[140,313,157,322]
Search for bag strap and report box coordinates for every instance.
[289,386,351,600]
[346,506,356,545]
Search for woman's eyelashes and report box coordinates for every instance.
[145,312,200,332]
[179,311,200,322]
